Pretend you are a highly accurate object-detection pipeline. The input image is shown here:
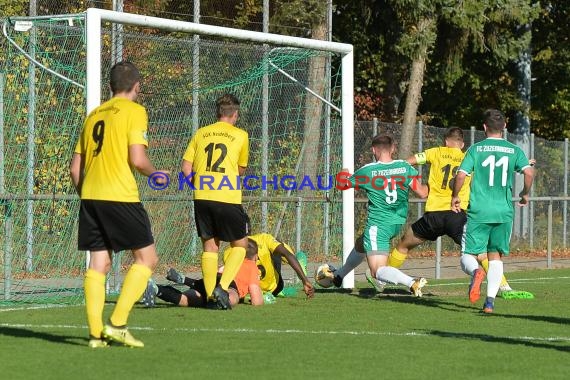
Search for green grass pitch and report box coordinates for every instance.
[1,268,569,380]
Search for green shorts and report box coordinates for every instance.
[363,223,403,254]
[463,219,513,256]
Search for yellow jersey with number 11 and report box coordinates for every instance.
[414,146,470,211]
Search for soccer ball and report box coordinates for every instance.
[314,264,335,288]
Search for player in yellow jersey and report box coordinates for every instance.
[230,233,314,298]
[70,61,167,348]
[388,127,470,267]
[387,127,532,299]
[181,94,250,310]
[162,233,315,299]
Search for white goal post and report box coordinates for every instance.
[84,8,356,288]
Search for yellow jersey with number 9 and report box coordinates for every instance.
[183,121,249,204]
[74,97,148,202]
[414,146,470,211]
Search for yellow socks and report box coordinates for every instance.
[84,269,106,338]
[110,264,151,327]
[388,248,407,268]
[219,246,246,290]
[481,258,509,287]
[201,252,219,298]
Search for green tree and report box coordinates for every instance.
[529,3,570,139]
[0,0,27,17]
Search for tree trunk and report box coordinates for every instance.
[301,21,327,180]
[382,64,406,122]
[298,20,326,252]
[398,17,434,159]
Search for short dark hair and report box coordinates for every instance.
[444,127,464,142]
[246,238,258,260]
[483,109,506,133]
[216,94,240,118]
[109,61,141,94]
[371,134,395,150]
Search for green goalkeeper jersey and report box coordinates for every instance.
[348,160,419,225]
[459,137,531,223]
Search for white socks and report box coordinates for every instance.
[460,254,479,276]
[336,247,366,279]
[376,266,414,287]
[486,260,503,298]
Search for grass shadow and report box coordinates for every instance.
[0,326,84,346]
[350,287,478,312]
[426,329,570,353]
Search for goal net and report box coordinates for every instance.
[0,9,354,305]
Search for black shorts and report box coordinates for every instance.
[78,200,154,252]
[411,210,467,245]
[194,200,250,241]
[183,274,237,307]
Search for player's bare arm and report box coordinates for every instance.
[129,144,169,182]
[518,166,534,206]
[406,155,418,166]
[412,180,429,199]
[274,244,315,298]
[451,171,467,212]
[69,152,84,195]
[181,159,193,178]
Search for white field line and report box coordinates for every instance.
[1,322,569,343]
[429,275,570,287]
[0,304,78,312]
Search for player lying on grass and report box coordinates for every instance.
[230,233,314,299]
[157,233,315,300]
[143,239,263,308]
[329,134,429,297]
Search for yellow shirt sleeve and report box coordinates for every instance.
[74,137,83,154]
[415,148,436,165]
[182,134,197,163]
[257,233,282,253]
[238,133,249,167]
[425,148,437,165]
[128,108,149,147]
[414,152,427,165]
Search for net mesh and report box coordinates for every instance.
[0,14,344,305]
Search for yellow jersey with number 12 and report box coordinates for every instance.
[183,121,249,204]
[74,97,148,202]
[414,146,470,211]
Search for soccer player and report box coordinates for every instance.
[388,127,528,298]
[145,239,263,307]
[70,61,166,348]
[164,233,315,299]
[182,93,249,310]
[228,233,315,298]
[452,109,534,313]
[335,134,429,296]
